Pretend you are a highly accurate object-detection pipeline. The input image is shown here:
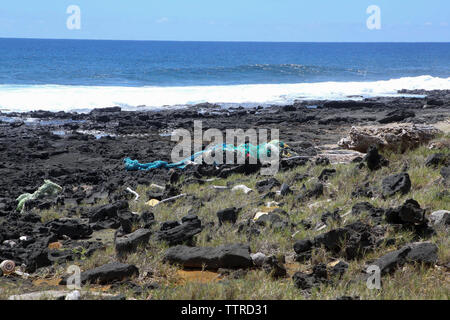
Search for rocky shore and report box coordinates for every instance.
[0,89,449,300]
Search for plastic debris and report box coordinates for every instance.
[159,194,187,205]
[124,140,293,171]
[232,185,253,194]
[291,230,300,238]
[254,212,268,221]
[14,270,30,279]
[211,186,229,191]
[0,260,16,275]
[126,187,140,201]
[19,236,27,241]
[3,240,16,248]
[16,180,62,212]
[308,199,332,209]
[266,201,279,208]
[150,184,165,190]
[146,199,160,207]
[8,290,118,300]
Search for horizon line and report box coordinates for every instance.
[0,36,449,44]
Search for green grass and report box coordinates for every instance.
[1,134,449,300]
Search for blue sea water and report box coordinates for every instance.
[0,38,449,111]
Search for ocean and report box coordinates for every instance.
[0,38,449,112]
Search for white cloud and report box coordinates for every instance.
[156,17,169,24]
[424,22,432,26]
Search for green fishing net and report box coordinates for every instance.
[16,180,62,212]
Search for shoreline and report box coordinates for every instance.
[1,89,449,197]
[0,75,449,112]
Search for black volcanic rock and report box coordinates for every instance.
[115,228,152,257]
[382,173,411,197]
[378,110,415,124]
[156,214,202,246]
[441,166,450,182]
[164,243,253,269]
[318,168,336,181]
[297,183,324,201]
[425,153,449,168]
[262,255,287,279]
[364,146,389,171]
[46,219,92,239]
[217,207,239,226]
[61,262,139,285]
[255,178,281,193]
[294,239,313,254]
[88,200,129,230]
[313,221,380,260]
[385,199,425,225]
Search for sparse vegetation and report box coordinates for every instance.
[1,134,448,300]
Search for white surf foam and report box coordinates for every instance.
[0,75,449,113]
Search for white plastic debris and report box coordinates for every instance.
[254,212,268,221]
[65,290,81,300]
[340,210,351,218]
[266,201,279,208]
[211,185,229,190]
[158,194,187,205]
[291,230,300,238]
[9,290,69,300]
[8,290,120,300]
[150,184,165,190]
[3,240,16,248]
[308,199,332,209]
[19,236,27,241]
[232,185,253,194]
[14,270,30,279]
[126,187,140,201]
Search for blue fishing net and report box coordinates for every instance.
[124,140,287,171]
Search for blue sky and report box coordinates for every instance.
[0,0,448,41]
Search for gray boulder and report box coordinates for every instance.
[429,210,450,226]
[371,246,411,275]
[371,242,438,275]
[406,242,439,265]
